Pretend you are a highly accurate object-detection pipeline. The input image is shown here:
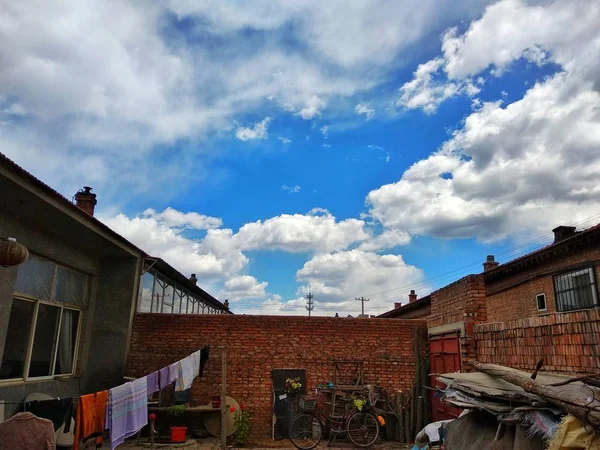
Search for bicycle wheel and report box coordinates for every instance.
[289,413,323,450]
[346,411,379,447]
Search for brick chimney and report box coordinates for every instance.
[552,225,577,243]
[394,302,402,309]
[408,289,417,303]
[74,186,97,216]
[189,274,198,285]
[483,255,499,272]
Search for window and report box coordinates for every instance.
[1,255,86,381]
[554,267,598,312]
[536,293,547,311]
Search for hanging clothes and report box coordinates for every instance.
[108,376,148,450]
[146,371,159,395]
[0,412,56,450]
[73,390,108,450]
[168,362,179,384]
[158,366,171,390]
[27,398,75,432]
[174,354,196,392]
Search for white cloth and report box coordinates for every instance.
[174,354,196,391]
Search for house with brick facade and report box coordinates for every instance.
[378,223,600,419]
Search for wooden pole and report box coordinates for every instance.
[473,361,600,429]
[397,391,405,443]
[416,396,424,435]
[221,347,227,449]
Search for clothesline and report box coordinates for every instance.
[0,346,209,450]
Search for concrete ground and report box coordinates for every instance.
[116,437,415,450]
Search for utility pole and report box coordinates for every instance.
[306,291,314,316]
[355,296,369,316]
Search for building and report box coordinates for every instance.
[0,153,228,418]
[378,224,600,420]
[484,225,600,322]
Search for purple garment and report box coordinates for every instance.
[147,371,159,394]
[108,377,148,450]
[168,362,179,384]
[158,366,171,390]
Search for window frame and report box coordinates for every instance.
[535,293,547,312]
[553,266,599,312]
[1,254,88,384]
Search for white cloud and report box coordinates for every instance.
[355,103,375,120]
[235,117,272,141]
[142,207,222,230]
[278,137,292,144]
[218,275,268,301]
[282,184,301,194]
[358,229,410,251]
[322,143,331,148]
[295,250,426,315]
[320,125,328,138]
[367,144,383,151]
[297,95,325,119]
[397,0,600,113]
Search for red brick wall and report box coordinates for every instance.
[486,245,600,323]
[127,314,427,437]
[474,308,600,375]
[427,274,487,366]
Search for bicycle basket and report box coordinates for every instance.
[299,396,316,412]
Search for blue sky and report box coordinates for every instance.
[1,0,599,315]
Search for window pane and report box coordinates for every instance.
[1,299,35,380]
[28,304,60,378]
[54,309,80,375]
[54,266,88,307]
[139,272,155,313]
[14,255,55,300]
[555,267,597,312]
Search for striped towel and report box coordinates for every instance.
[108,377,148,449]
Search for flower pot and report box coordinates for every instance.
[170,426,187,443]
[212,396,221,409]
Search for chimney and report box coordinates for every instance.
[483,255,500,272]
[552,225,577,243]
[189,273,198,285]
[408,289,417,303]
[224,299,230,310]
[74,186,97,216]
[394,302,402,309]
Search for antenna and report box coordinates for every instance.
[306,288,314,317]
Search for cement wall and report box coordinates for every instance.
[0,213,140,417]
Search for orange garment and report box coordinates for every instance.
[73,391,108,450]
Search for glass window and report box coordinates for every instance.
[14,254,55,300]
[54,309,80,375]
[138,271,155,313]
[54,266,88,307]
[554,267,598,312]
[28,303,61,378]
[0,299,35,380]
[536,294,547,311]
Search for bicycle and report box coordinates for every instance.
[289,385,382,449]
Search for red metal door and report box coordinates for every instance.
[429,332,461,421]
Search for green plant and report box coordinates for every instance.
[167,405,186,426]
[233,403,250,447]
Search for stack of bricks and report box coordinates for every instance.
[474,308,600,375]
[127,314,427,437]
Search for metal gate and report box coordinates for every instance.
[429,332,461,421]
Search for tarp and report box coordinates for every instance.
[547,416,600,450]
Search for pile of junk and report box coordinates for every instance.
[414,361,600,450]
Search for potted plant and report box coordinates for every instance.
[167,405,187,443]
[233,403,250,447]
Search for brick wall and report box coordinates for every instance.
[475,308,600,375]
[127,314,427,437]
[427,274,487,366]
[486,245,600,323]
